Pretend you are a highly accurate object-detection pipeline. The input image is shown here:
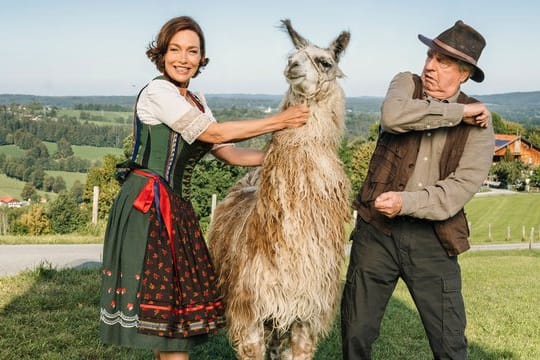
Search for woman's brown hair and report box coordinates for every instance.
[146,16,209,78]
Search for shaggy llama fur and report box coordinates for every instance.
[208,19,351,360]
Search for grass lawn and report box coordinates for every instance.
[466,193,540,243]
[44,170,87,190]
[0,234,102,245]
[0,171,86,202]
[0,143,123,162]
[0,174,52,199]
[56,109,132,125]
[42,142,123,162]
[0,250,538,359]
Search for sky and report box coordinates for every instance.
[0,0,538,97]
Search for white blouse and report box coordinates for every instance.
[136,79,216,145]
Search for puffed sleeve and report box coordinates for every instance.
[136,79,216,144]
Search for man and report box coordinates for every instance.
[341,20,494,359]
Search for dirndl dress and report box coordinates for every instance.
[99,89,225,351]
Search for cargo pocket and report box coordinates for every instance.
[442,274,466,336]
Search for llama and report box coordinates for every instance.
[207,19,351,359]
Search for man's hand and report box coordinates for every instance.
[374,191,402,218]
[462,103,490,128]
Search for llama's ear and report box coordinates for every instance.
[280,19,309,49]
[329,31,350,62]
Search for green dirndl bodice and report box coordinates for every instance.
[99,92,225,351]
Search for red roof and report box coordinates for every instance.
[0,196,20,203]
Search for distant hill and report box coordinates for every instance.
[474,91,540,106]
[0,94,135,108]
[2,91,539,126]
[0,93,384,112]
[474,91,540,126]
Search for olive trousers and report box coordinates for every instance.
[341,218,468,359]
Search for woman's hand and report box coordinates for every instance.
[277,104,310,129]
[198,104,309,144]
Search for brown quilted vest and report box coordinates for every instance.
[354,74,479,256]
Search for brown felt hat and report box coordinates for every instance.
[418,20,486,82]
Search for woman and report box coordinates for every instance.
[99,16,309,360]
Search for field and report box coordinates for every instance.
[0,143,122,199]
[44,170,87,190]
[56,109,132,125]
[0,250,538,359]
[465,193,540,243]
[0,174,50,199]
[0,142,123,162]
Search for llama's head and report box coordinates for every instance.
[281,19,350,101]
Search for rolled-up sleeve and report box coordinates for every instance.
[136,79,216,144]
[381,72,464,133]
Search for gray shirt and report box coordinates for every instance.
[380,71,494,221]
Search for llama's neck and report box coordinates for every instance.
[272,83,345,150]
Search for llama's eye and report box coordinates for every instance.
[319,59,332,69]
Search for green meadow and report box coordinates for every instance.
[0,250,538,359]
[0,174,50,199]
[56,109,132,125]
[465,193,540,243]
[0,143,123,162]
[0,143,122,199]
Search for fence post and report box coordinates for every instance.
[92,186,99,224]
[488,223,492,242]
[0,210,7,235]
[529,227,534,250]
[522,225,526,242]
[210,194,217,222]
[506,225,511,242]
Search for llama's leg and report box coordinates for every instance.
[288,321,316,360]
[264,323,291,360]
[264,323,278,360]
[265,328,280,360]
[236,322,265,360]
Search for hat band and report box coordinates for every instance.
[433,38,477,65]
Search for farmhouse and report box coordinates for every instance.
[493,134,540,167]
[0,196,24,208]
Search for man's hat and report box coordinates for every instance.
[418,20,486,82]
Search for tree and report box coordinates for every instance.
[122,134,133,158]
[52,176,67,193]
[529,165,540,187]
[30,167,46,189]
[84,154,123,219]
[490,160,523,188]
[21,182,36,201]
[0,153,5,172]
[190,158,246,229]
[70,180,86,204]
[54,137,74,159]
[43,175,55,192]
[524,127,540,148]
[26,142,50,160]
[491,112,506,134]
[0,128,11,145]
[18,204,51,235]
[48,191,86,234]
[349,140,377,194]
[13,129,41,150]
